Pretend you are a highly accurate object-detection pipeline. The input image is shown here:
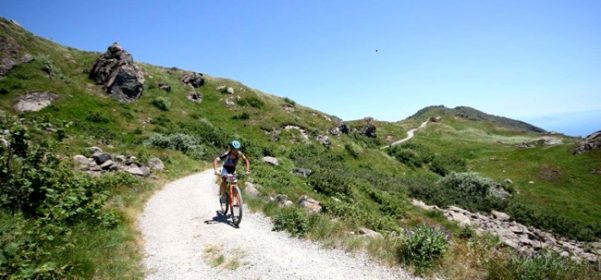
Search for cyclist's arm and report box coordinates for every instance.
[212,157,220,174]
[241,153,250,174]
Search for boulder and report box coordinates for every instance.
[292,168,312,178]
[244,182,260,197]
[329,127,341,136]
[124,165,151,177]
[338,122,350,134]
[92,152,112,165]
[14,92,59,112]
[262,156,279,166]
[187,91,203,103]
[89,43,145,101]
[275,194,292,207]
[158,83,171,92]
[363,124,377,138]
[73,155,91,169]
[491,210,510,221]
[358,227,383,239]
[298,195,322,213]
[181,72,204,88]
[88,146,103,154]
[430,116,442,122]
[148,157,164,170]
[504,178,513,185]
[216,85,227,92]
[100,159,116,170]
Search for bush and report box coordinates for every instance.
[273,207,314,237]
[151,97,171,111]
[144,133,208,160]
[308,168,351,196]
[430,155,466,176]
[399,225,448,272]
[283,97,296,106]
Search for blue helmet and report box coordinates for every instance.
[230,140,241,150]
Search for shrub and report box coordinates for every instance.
[308,168,351,196]
[399,225,448,272]
[232,112,250,120]
[144,133,208,160]
[344,143,361,158]
[430,155,467,176]
[151,97,171,111]
[273,207,314,237]
[283,97,296,106]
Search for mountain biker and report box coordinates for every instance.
[213,140,251,202]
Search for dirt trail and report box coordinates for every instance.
[382,120,429,150]
[139,170,418,280]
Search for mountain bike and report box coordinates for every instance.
[219,174,243,227]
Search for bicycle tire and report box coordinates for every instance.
[220,191,229,215]
[230,185,243,226]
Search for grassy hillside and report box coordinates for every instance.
[1,17,599,279]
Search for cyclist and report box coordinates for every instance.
[213,140,251,202]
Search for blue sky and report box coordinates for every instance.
[2,0,600,136]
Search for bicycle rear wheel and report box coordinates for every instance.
[230,186,243,226]
[220,191,229,215]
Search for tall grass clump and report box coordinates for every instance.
[487,251,599,280]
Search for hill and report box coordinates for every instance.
[1,17,599,279]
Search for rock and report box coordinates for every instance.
[358,227,383,239]
[316,135,331,146]
[504,178,513,185]
[541,136,563,146]
[187,91,203,103]
[88,162,102,172]
[125,156,138,166]
[490,185,511,200]
[528,181,534,184]
[181,72,204,88]
[329,127,341,136]
[224,97,236,106]
[114,155,126,163]
[158,83,171,92]
[89,42,145,101]
[216,85,227,92]
[148,157,164,170]
[298,195,322,213]
[338,122,349,134]
[88,146,103,154]
[411,199,439,211]
[496,228,520,249]
[262,156,279,166]
[124,166,150,177]
[275,194,292,207]
[73,155,91,169]
[430,116,442,122]
[226,87,234,94]
[292,168,312,178]
[446,210,472,227]
[14,92,59,112]
[100,159,116,170]
[244,182,260,197]
[573,130,601,154]
[21,54,34,64]
[491,210,510,221]
[92,152,112,165]
[363,124,377,138]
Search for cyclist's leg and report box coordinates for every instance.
[219,167,229,196]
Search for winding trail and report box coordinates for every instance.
[139,170,418,280]
[382,120,429,150]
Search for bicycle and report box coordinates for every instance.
[219,173,244,227]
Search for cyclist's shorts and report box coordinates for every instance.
[221,166,236,177]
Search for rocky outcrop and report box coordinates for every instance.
[73,147,157,177]
[181,72,204,103]
[573,131,601,155]
[363,124,377,138]
[244,182,260,197]
[411,199,599,263]
[316,135,331,147]
[14,92,58,112]
[0,21,34,77]
[89,43,145,101]
[430,116,442,122]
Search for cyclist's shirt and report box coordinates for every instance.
[219,150,246,173]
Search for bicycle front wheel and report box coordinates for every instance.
[230,186,243,226]
[220,191,229,215]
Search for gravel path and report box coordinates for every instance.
[139,170,418,280]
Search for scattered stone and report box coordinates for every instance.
[329,127,341,136]
[100,159,116,170]
[21,53,34,64]
[338,122,349,134]
[89,42,145,101]
[158,83,171,92]
[181,72,204,88]
[292,168,312,178]
[363,124,376,138]
[216,85,227,92]
[358,227,383,239]
[430,116,442,122]
[13,92,59,112]
[114,155,126,163]
[244,182,260,197]
[528,181,534,184]
[541,136,563,146]
[224,97,236,106]
[316,135,331,146]
[262,156,279,166]
[298,195,322,213]
[148,157,164,171]
[226,87,234,95]
[275,194,292,206]
[504,178,513,185]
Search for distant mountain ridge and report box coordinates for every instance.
[408,105,546,133]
